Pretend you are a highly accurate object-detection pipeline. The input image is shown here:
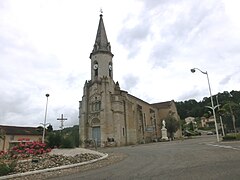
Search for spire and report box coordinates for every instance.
[91,14,113,57]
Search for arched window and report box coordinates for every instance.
[91,97,101,112]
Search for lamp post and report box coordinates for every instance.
[228,93,237,136]
[191,68,220,142]
[216,95,225,136]
[42,93,50,143]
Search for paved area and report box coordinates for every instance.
[2,136,240,180]
[49,147,105,156]
[52,136,240,180]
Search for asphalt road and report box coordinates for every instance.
[51,135,240,180]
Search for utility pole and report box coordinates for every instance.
[42,94,50,143]
[216,95,225,136]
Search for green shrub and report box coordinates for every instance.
[236,134,240,140]
[0,160,16,176]
[223,133,240,141]
[47,132,62,148]
[61,137,75,148]
[223,134,237,141]
[0,162,11,176]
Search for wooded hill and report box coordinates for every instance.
[175,90,240,130]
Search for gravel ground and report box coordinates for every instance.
[12,153,102,174]
[5,151,127,180]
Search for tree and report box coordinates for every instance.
[46,125,80,148]
[220,102,239,135]
[46,131,62,148]
[47,124,53,132]
[165,115,180,140]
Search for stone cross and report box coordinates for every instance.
[57,114,67,131]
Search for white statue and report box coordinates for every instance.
[161,119,168,140]
[162,120,166,128]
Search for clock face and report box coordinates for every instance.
[109,64,112,70]
[93,64,98,70]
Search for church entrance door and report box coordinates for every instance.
[92,126,101,146]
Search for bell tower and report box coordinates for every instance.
[90,14,114,81]
[80,13,116,147]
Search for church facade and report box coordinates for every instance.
[79,14,181,147]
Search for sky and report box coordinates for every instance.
[1,0,240,129]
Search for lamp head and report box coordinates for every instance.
[46,94,50,97]
[190,69,196,73]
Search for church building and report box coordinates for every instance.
[79,14,181,147]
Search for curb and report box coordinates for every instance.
[0,153,108,180]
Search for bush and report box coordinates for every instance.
[0,160,16,176]
[47,132,62,148]
[61,136,75,148]
[9,139,51,159]
[223,134,237,141]
[237,134,240,140]
[4,140,51,159]
[0,162,11,176]
[0,139,51,176]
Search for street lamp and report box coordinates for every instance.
[228,93,237,136]
[216,95,225,136]
[42,93,50,143]
[191,68,220,142]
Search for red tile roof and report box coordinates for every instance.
[0,125,42,136]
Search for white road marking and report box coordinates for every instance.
[206,143,240,150]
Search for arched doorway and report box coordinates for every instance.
[91,118,101,146]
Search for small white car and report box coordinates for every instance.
[207,131,214,135]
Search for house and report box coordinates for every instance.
[79,13,181,147]
[185,117,196,124]
[201,116,215,128]
[0,125,42,151]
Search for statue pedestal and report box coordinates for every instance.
[161,128,168,140]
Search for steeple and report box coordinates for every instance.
[90,14,113,58]
[90,13,114,81]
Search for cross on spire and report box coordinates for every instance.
[57,114,67,131]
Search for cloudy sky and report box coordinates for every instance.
[1,0,240,129]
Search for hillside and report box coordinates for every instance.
[176,90,240,130]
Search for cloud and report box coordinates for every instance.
[146,0,224,68]
[178,86,208,102]
[150,43,175,68]
[122,74,139,91]
[1,0,240,129]
[219,67,240,86]
[220,74,232,85]
[117,14,152,58]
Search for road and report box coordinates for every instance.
[50,136,240,180]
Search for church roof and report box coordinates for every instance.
[151,101,173,109]
[90,14,113,57]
